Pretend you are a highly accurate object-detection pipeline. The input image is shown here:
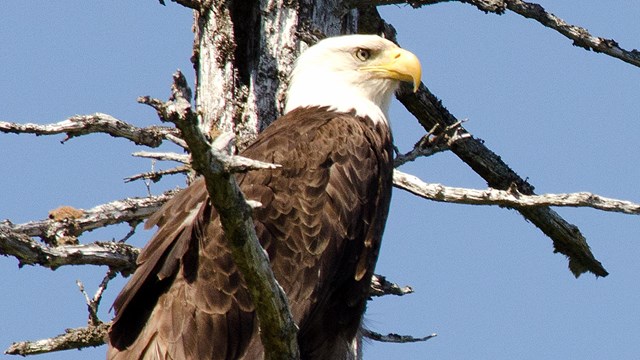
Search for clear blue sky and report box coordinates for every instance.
[1,2,639,359]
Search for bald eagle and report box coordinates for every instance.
[107,34,421,360]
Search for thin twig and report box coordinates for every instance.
[75,280,98,325]
[125,165,190,183]
[362,328,437,343]
[165,132,189,149]
[370,274,414,297]
[77,269,118,326]
[86,269,118,325]
[132,151,191,164]
[394,121,469,167]
[117,221,141,243]
[93,269,118,308]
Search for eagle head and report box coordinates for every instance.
[284,34,422,125]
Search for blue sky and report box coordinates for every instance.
[1,2,639,359]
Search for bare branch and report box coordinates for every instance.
[76,280,98,325]
[125,165,190,183]
[4,323,110,356]
[354,0,506,13]
[165,132,189,149]
[356,0,640,68]
[370,274,414,297]
[77,269,118,326]
[117,221,141,243]
[500,0,640,67]
[0,192,175,273]
[92,269,117,310]
[362,328,437,343]
[218,152,282,172]
[394,121,469,167]
[394,170,640,215]
[0,113,179,147]
[132,151,191,164]
[4,191,176,243]
[0,228,139,274]
[140,70,299,359]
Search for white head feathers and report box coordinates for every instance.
[284,35,421,125]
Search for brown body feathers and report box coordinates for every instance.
[107,107,394,360]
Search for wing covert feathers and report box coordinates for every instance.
[107,107,394,360]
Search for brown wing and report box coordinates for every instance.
[107,178,256,360]
[107,107,394,360]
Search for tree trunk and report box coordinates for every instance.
[192,0,362,358]
[193,0,359,150]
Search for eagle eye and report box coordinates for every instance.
[354,48,371,61]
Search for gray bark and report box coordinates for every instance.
[193,1,358,149]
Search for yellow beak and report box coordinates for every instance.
[361,47,422,92]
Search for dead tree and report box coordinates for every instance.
[2,0,640,358]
